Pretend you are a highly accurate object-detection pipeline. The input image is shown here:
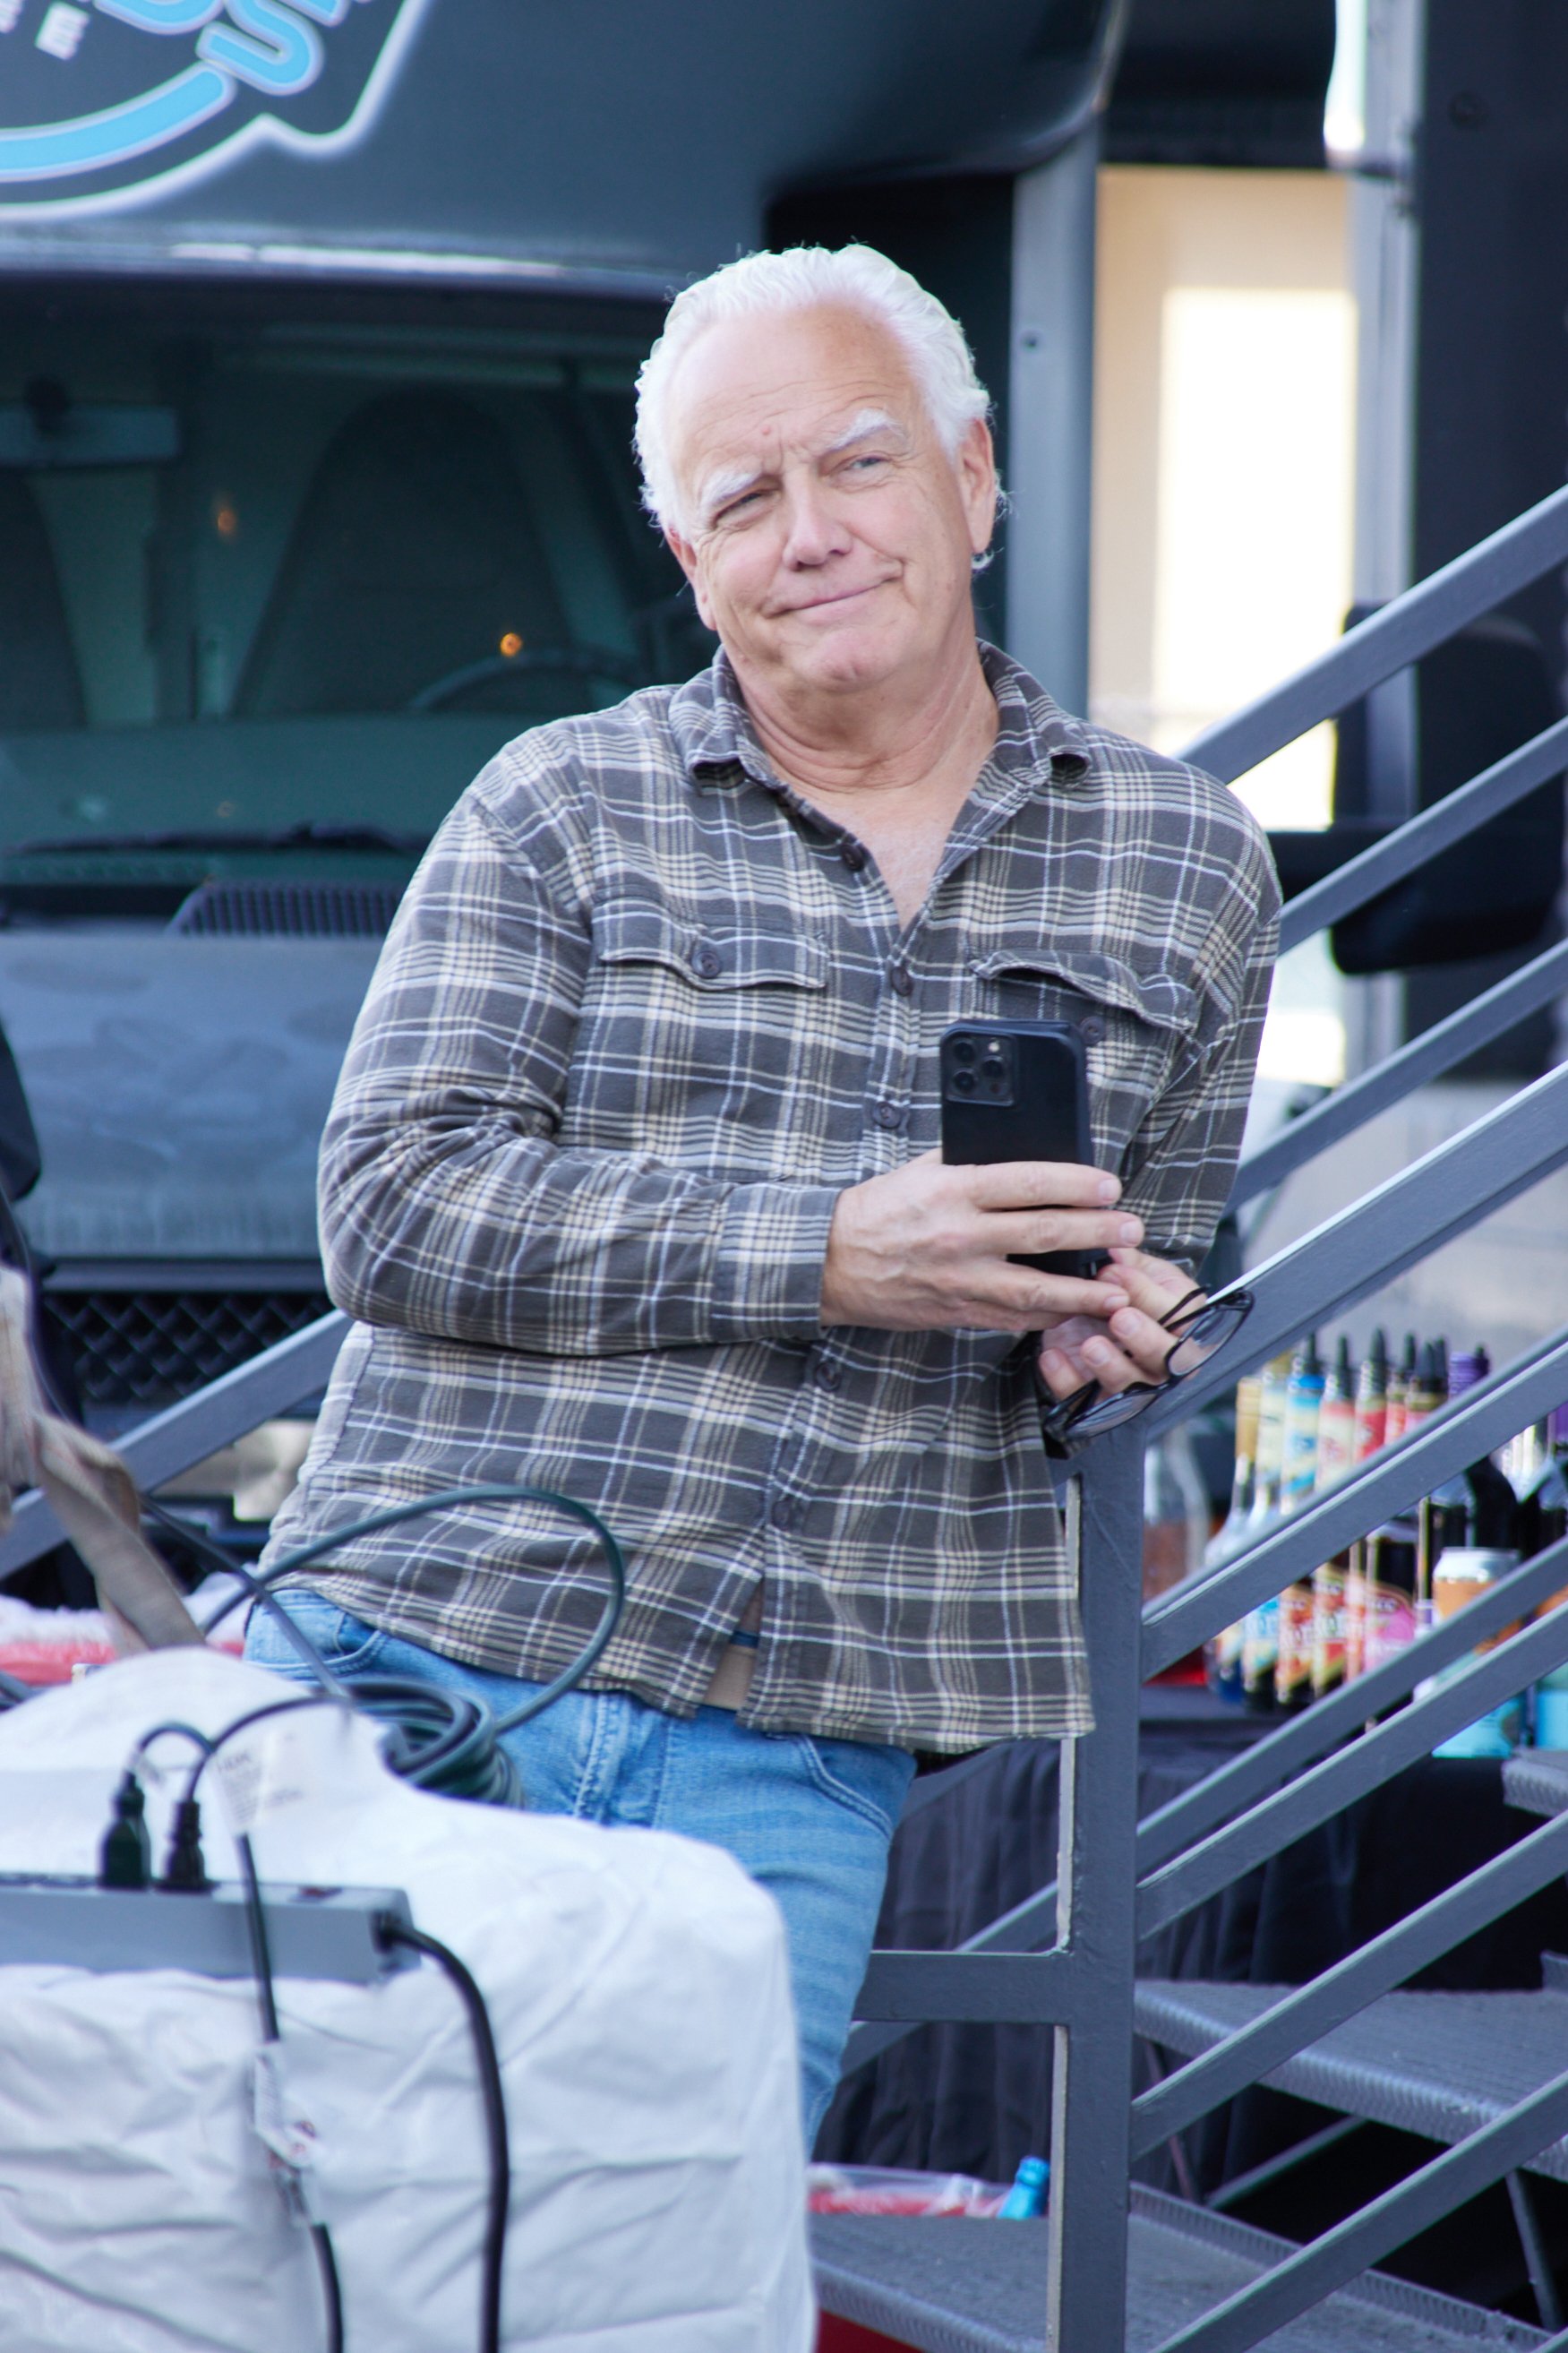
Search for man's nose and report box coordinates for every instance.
[778,476,852,567]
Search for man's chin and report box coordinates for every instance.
[779,616,907,693]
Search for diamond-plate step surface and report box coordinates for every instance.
[812,2185,1547,2353]
[1506,1752,1568,1823]
[1135,1979,1568,2183]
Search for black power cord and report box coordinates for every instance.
[107,1717,347,2353]
[195,1482,628,1790]
[234,1823,344,2353]
[203,1481,629,1737]
[153,1707,510,2353]
[141,1499,354,1708]
[377,1918,510,2353]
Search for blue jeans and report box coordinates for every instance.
[243,1593,914,2147]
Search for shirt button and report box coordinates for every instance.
[1080,1015,1106,1045]
[691,943,723,979]
[839,841,867,872]
[870,1100,907,1131]
[888,965,914,998]
[814,1357,843,1391]
[769,1495,798,1530]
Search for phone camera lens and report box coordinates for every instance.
[951,1069,977,1095]
[980,1057,1006,1082]
[952,1039,977,1067]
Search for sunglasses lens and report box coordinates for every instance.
[1067,1383,1158,1438]
[1165,1298,1250,1380]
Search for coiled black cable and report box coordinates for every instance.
[198,1482,628,1791]
[142,1499,354,1707]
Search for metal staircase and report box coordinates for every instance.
[819,482,1568,2351]
[812,2196,1551,2353]
[10,491,1568,2349]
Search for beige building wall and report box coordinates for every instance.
[1091,167,1356,828]
[1091,166,1358,1088]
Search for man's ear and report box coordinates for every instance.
[957,417,998,562]
[664,527,716,632]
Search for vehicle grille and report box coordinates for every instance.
[168,879,402,937]
[42,1289,333,1408]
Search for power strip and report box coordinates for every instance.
[0,1873,417,1984]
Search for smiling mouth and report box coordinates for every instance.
[778,582,887,618]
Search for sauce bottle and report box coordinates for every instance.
[1311,1335,1356,1701]
[1276,1336,1324,1712]
[1206,1375,1262,1703]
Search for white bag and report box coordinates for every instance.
[0,1649,813,2352]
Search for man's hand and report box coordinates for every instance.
[1036,1247,1201,1400]
[819,1149,1144,1333]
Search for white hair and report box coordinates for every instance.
[634,244,992,537]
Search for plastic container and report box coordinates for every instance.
[1426,1548,1524,1758]
[805,2166,1008,2218]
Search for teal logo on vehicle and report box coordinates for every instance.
[0,0,425,210]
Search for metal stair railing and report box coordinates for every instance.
[842,475,1568,2351]
[12,484,1568,2350]
[1230,930,1568,1209]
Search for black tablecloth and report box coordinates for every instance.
[817,1692,1568,2190]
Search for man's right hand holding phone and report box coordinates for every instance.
[819,1153,1204,1409]
[818,1149,1145,1335]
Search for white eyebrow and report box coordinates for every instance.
[821,407,903,458]
[693,408,906,525]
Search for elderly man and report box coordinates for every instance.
[248,244,1278,2143]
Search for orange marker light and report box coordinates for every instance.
[499,632,523,658]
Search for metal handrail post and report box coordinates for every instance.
[1047,1427,1144,2352]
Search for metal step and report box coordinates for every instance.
[1506,1753,1568,1822]
[812,2184,1547,2352]
[1135,1979,1568,2184]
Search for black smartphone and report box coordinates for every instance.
[938,1019,1106,1279]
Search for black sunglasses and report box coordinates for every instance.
[1041,1284,1255,1447]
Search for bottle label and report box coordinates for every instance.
[1316,1402,1355,1489]
[1343,1564,1367,1680]
[1363,1579,1416,1671]
[1242,1596,1280,1686]
[1275,1584,1315,1699]
[1311,1563,1346,1694]
[1281,1390,1323,1511]
[1353,1400,1387,1459]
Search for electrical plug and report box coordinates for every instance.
[99,1771,151,1889]
[159,1798,211,1893]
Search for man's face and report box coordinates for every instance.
[664,304,997,706]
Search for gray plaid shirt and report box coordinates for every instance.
[266,646,1277,1751]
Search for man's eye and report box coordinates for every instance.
[715,490,766,524]
[845,453,891,475]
